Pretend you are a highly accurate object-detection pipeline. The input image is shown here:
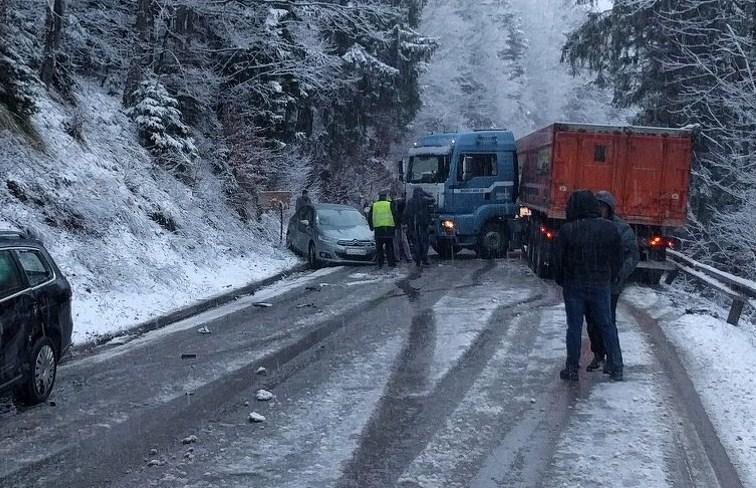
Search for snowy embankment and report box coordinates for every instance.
[625,285,756,487]
[0,84,298,344]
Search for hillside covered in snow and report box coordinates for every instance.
[0,85,296,343]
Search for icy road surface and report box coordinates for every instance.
[0,257,746,487]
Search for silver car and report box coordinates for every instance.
[286,203,376,268]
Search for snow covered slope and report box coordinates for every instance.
[0,83,297,344]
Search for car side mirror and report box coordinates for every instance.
[300,219,310,227]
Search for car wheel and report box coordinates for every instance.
[308,242,321,269]
[15,336,57,405]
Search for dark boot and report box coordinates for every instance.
[586,356,604,372]
[560,366,579,382]
[609,369,624,382]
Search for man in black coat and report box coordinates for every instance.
[554,190,624,382]
[295,190,312,212]
[585,191,640,373]
[404,188,434,267]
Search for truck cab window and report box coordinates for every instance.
[459,153,498,181]
[408,155,449,183]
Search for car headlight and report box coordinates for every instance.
[441,219,455,234]
[318,235,338,244]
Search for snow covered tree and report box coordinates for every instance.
[40,0,72,97]
[0,44,37,118]
[127,80,198,175]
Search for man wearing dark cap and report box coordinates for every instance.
[554,190,624,382]
[367,190,397,269]
[295,189,312,212]
[584,191,640,373]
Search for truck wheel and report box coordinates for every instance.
[478,222,508,259]
[14,336,58,405]
[434,241,456,260]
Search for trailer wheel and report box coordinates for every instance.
[640,269,664,285]
[534,233,550,279]
[525,221,535,269]
[477,222,508,259]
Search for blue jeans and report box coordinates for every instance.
[563,285,623,372]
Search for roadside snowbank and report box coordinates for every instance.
[625,286,756,487]
[1,83,299,344]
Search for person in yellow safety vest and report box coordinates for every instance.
[367,190,397,268]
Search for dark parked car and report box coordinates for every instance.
[0,231,73,405]
[286,204,376,268]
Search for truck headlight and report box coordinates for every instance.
[441,219,455,234]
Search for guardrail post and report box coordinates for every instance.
[727,298,746,326]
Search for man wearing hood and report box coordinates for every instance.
[404,188,434,267]
[554,190,624,382]
[584,191,640,372]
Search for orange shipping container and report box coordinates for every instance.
[517,123,693,228]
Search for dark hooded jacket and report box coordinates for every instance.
[554,190,622,288]
[596,192,640,293]
[403,189,434,235]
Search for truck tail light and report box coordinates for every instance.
[539,225,558,240]
[648,235,675,249]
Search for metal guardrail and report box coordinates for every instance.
[665,249,756,325]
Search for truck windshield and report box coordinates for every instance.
[408,155,449,184]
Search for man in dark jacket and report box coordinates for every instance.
[554,190,624,382]
[295,190,312,212]
[404,188,434,267]
[367,190,397,268]
[585,191,640,372]
[392,197,413,263]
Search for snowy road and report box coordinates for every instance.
[0,257,745,487]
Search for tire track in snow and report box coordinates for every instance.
[539,313,691,488]
[395,298,565,488]
[338,262,551,488]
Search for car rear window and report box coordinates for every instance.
[15,249,53,287]
[0,250,25,299]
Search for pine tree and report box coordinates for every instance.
[0,44,38,118]
[127,80,198,175]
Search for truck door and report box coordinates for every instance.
[0,250,34,383]
[453,152,501,232]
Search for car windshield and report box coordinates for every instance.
[408,154,450,183]
[316,208,367,228]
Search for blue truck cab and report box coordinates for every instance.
[402,130,519,258]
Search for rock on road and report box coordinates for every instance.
[0,256,743,488]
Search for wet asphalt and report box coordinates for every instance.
[0,255,744,488]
